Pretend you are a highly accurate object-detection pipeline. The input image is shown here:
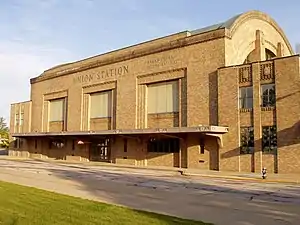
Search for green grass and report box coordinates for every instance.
[0,181,211,225]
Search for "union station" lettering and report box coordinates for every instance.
[73,65,129,84]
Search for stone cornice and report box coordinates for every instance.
[30,28,226,84]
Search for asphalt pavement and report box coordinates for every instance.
[0,159,299,225]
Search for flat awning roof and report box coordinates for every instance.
[11,125,229,137]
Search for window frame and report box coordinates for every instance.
[262,125,277,154]
[239,86,253,109]
[261,83,276,107]
[15,113,19,126]
[240,126,254,154]
[147,138,180,153]
[89,90,112,119]
[147,80,179,114]
[20,112,24,126]
[49,98,66,122]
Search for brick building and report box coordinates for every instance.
[9,10,300,174]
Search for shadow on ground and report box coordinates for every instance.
[42,162,300,224]
[1,159,300,224]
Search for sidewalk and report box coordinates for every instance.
[1,156,300,184]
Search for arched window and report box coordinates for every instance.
[265,49,276,60]
[243,50,255,64]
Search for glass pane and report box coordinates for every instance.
[262,95,269,107]
[156,83,167,113]
[240,127,254,153]
[147,85,156,113]
[246,97,253,108]
[50,99,64,122]
[148,81,179,113]
[246,87,253,97]
[166,82,174,112]
[90,91,110,118]
[262,126,277,153]
[239,88,246,97]
[240,87,253,109]
[269,87,276,106]
[239,98,244,108]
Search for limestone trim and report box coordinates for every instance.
[240,108,253,113]
[228,10,294,55]
[206,133,223,148]
[82,80,116,94]
[43,90,68,101]
[260,62,275,81]
[239,65,252,84]
[261,106,275,111]
[137,68,186,85]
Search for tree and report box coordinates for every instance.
[0,117,9,148]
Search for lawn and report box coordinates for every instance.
[0,181,211,225]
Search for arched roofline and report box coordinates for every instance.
[228,10,294,55]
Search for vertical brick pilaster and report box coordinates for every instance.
[82,94,89,131]
[42,100,49,132]
[253,30,265,62]
[277,42,284,57]
[252,62,262,172]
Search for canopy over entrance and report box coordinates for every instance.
[12,125,229,137]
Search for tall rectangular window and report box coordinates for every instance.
[240,127,254,154]
[90,91,112,118]
[15,113,19,126]
[49,98,65,122]
[147,80,179,114]
[261,84,275,107]
[147,138,180,153]
[20,112,24,126]
[262,126,277,154]
[239,86,253,109]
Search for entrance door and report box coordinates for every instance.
[89,138,111,162]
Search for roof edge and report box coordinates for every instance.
[228,10,294,55]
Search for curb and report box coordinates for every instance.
[182,172,300,185]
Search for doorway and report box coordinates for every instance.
[89,138,111,162]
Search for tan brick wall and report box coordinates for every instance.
[261,110,276,126]
[49,121,64,132]
[186,134,219,170]
[218,67,240,171]
[112,137,147,166]
[147,113,179,128]
[10,101,31,134]
[275,56,300,173]
[262,154,276,173]
[240,154,254,172]
[90,118,112,130]
[218,55,300,174]
[147,153,178,167]
[240,111,253,127]
[28,35,225,133]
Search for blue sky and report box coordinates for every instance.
[0,0,299,123]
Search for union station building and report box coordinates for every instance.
[9,11,300,174]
